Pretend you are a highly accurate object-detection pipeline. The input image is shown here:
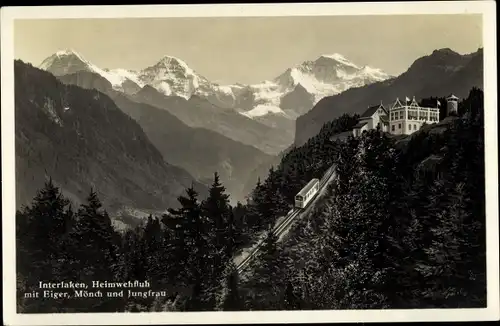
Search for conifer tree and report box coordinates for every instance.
[283,281,301,310]
[247,230,286,310]
[17,178,71,279]
[165,185,216,311]
[199,173,239,310]
[245,179,266,232]
[67,189,121,312]
[232,202,249,248]
[143,215,165,283]
[16,178,74,312]
[72,189,118,281]
[165,186,204,284]
[202,172,232,259]
[119,227,148,281]
[222,263,244,311]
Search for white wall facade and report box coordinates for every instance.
[389,103,439,135]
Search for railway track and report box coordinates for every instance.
[236,165,336,274]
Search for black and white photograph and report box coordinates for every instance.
[1,2,499,325]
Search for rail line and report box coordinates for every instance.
[236,165,336,274]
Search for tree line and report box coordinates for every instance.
[17,173,242,312]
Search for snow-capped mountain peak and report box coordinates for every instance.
[53,49,86,60]
[138,56,207,99]
[156,56,195,74]
[39,48,90,72]
[318,53,360,69]
[270,53,392,104]
[39,49,144,93]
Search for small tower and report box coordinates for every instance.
[446,94,459,116]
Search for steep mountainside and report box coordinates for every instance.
[58,71,273,203]
[294,48,483,146]
[131,86,292,154]
[15,60,207,213]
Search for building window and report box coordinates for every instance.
[409,110,418,120]
[409,124,412,130]
[391,125,395,132]
[414,124,417,129]
[399,112,403,119]
[398,123,401,129]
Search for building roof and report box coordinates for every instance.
[353,121,368,129]
[390,97,421,110]
[360,104,386,118]
[329,130,353,142]
[379,115,389,124]
[447,94,459,100]
[297,178,320,197]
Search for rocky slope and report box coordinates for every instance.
[130,85,292,154]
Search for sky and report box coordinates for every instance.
[14,15,482,85]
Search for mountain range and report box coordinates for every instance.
[39,49,392,153]
[15,60,208,216]
[294,48,484,146]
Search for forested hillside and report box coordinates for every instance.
[16,88,486,312]
[240,87,486,309]
[15,60,207,212]
[231,113,360,247]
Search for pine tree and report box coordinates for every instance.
[232,202,249,249]
[247,230,287,310]
[202,172,232,259]
[143,215,165,283]
[17,178,70,278]
[119,226,148,281]
[69,188,120,312]
[199,173,236,310]
[165,186,204,284]
[222,264,244,311]
[165,185,216,311]
[72,189,117,280]
[283,281,301,310]
[245,179,266,232]
[16,178,74,313]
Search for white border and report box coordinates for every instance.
[1,2,498,325]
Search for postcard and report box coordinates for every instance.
[1,2,499,325]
